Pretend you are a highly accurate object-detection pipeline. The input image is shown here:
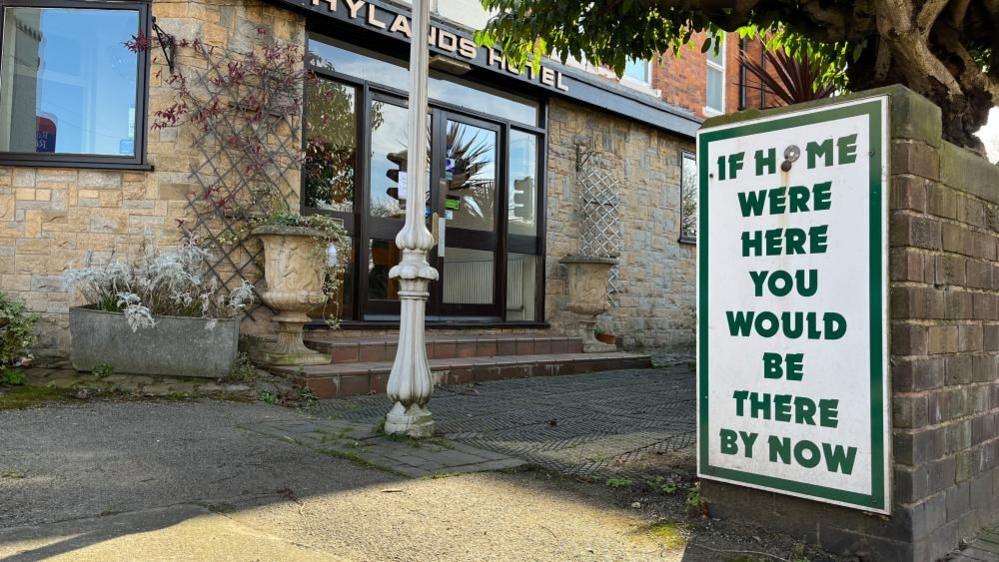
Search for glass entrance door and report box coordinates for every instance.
[304,34,547,325]
[362,94,431,317]
[429,113,502,319]
[357,101,504,320]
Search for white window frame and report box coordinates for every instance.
[704,37,726,116]
[621,59,652,86]
[620,59,661,96]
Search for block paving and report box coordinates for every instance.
[300,366,695,478]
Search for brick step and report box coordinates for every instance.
[270,352,652,399]
[302,334,585,363]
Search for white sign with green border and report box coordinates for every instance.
[696,96,891,514]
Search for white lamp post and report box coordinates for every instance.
[384,0,438,437]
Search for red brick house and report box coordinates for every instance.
[565,31,774,119]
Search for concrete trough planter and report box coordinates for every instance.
[69,307,240,378]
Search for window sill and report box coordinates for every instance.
[702,106,724,117]
[0,158,152,172]
[679,236,697,246]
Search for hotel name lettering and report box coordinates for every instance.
[308,0,570,92]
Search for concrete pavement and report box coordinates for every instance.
[0,400,683,561]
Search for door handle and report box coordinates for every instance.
[431,212,445,257]
[437,215,446,257]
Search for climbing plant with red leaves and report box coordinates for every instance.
[129,26,319,296]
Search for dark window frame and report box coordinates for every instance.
[0,0,151,170]
[302,32,548,325]
[679,149,697,245]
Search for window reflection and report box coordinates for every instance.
[508,130,538,237]
[368,102,430,219]
[309,237,355,319]
[304,78,356,212]
[0,7,140,156]
[444,121,496,232]
[308,39,409,87]
[368,239,400,300]
[429,74,537,126]
[680,151,697,241]
[706,69,724,112]
[308,36,538,126]
[623,58,650,84]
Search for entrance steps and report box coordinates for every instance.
[267,334,652,399]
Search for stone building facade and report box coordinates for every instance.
[0,0,699,357]
[545,99,696,350]
[0,0,304,353]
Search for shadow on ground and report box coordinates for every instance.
[0,368,846,561]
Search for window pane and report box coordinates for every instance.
[368,239,400,300]
[308,35,538,126]
[707,40,725,67]
[706,67,724,111]
[680,152,697,241]
[309,236,355,319]
[444,120,496,232]
[368,101,430,219]
[443,248,493,304]
[0,7,139,156]
[623,58,649,83]
[308,38,408,87]
[304,79,356,212]
[506,253,537,321]
[508,130,538,237]
[429,73,538,126]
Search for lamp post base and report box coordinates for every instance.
[384,401,435,437]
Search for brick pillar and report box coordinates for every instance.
[700,85,999,561]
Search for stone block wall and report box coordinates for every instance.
[0,0,304,354]
[701,86,999,561]
[545,98,696,352]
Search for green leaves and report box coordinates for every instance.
[0,368,26,386]
[476,0,853,88]
[0,292,36,374]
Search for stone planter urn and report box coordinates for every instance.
[252,225,330,366]
[560,255,618,352]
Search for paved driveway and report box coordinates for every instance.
[315,365,696,477]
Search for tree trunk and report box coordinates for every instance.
[844,0,996,154]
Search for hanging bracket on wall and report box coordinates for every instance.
[151,17,178,74]
[576,143,594,173]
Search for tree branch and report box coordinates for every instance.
[916,0,951,36]
[874,37,892,81]
[935,24,999,100]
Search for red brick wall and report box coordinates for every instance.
[648,32,772,119]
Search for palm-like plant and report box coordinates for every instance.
[740,48,837,106]
[444,123,494,225]
[379,122,494,225]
